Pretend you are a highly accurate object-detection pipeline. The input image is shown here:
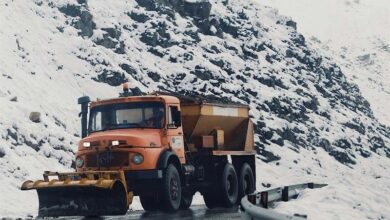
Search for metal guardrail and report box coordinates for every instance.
[241,183,327,220]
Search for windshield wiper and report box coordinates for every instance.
[125,123,142,128]
[101,123,142,131]
[101,125,115,132]
[92,123,144,133]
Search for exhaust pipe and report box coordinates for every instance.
[78,96,90,138]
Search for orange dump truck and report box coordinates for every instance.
[22,85,256,217]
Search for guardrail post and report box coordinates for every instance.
[282,186,289,201]
[260,191,268,208]
[248,194,256,204]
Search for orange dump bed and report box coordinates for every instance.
[180,101,254,153]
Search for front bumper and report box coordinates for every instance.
[124,169,164,195]
[125,169,163,179]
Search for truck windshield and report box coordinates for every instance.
[88,102,165,132]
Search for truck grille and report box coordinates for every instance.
[85,151,129,167]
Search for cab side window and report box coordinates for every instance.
[168,106,181,128]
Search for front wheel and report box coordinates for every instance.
[162,164,182,212]
[180,191,193,209]
[140,193,160,212]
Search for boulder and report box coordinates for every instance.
[29,112,41,123]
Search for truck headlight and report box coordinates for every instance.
[75,157,84,168]
[132,154,144,165]
[83,142,91,148]
[112,140,119,146]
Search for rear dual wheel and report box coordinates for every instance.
[221,163,239,207]
[203,191,219,208]
[203,163,239,208]
[238,163,255,201]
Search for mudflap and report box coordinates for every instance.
[36,180,128,217]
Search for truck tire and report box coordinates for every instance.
[203,191,220,209]
[140,193,160,212]
[220,163,238,207]
[180,191,193,209]
[238,163,255,201]
[162,164,182,212]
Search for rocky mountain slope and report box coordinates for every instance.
[261,0,390,126]
[0,0,389,219]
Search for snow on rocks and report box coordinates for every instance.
[260,0,390,127]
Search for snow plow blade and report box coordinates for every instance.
[21,170,132,217]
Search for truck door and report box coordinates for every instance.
[166,105,186,163]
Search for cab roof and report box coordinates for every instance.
[90,91,248,108]
[90,95,180,108]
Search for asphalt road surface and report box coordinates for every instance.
[55,205,242,220]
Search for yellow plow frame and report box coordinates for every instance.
[21,170,133,217]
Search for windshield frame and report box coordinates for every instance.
[88,101,165,133]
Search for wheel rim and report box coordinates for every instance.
[170,176,179,201]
